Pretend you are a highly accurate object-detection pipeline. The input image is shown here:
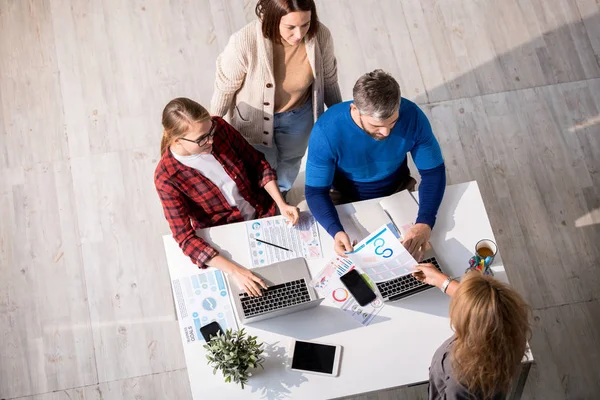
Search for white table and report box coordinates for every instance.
[163,181,521,399]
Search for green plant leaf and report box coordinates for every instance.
[203,328,267,387]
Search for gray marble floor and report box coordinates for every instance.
[1,1,599,399]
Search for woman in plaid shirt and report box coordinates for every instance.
[155,98,300,296]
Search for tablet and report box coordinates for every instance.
[288,340,342,377]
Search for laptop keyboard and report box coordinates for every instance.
[376,257,443,300]
[239,278,311,317]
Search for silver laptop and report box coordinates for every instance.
[376,190,448,302]
[375,244,447,302]
[231,258,323,324]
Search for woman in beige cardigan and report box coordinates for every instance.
[210,0,342,194]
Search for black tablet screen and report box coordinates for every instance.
[291,341,336,374]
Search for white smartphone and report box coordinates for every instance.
[288,339,342,377]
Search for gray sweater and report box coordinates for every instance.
[429,337,504,400]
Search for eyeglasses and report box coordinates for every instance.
[179,118,216,148]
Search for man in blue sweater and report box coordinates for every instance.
[305,70,446,261]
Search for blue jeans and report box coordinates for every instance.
[254,99,314,192]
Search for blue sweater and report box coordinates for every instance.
[305,99,446,237]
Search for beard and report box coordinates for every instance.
[366,130,390,141]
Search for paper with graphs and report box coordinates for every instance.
[345,223,418,283]
[312,257,384,326]
[171,269,237,344]
[245,213,323,267]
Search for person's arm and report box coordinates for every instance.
[412,264,459,297]
[402,107,446,260]
[410,108,446,228]
[305,186,342,236]
[305,127,342,236]
[210,33,248,117]
[206,255,267,297]
[416,163,446,228]
[218,118,299,224]
[444,276,459,297]
[156,183,219,268]
[156,181,267,296]
[318,24,342,107]
[305,185,353,256]
[263,180,299,225]
[305,127,353,256]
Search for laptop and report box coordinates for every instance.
[375,190,449,302]
[230,258,323,324]
[376,243,447,302]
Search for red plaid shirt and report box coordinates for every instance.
[155,117,277,268]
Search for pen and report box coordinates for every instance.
[254,238,291,252]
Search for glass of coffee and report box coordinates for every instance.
[475,239,497,266]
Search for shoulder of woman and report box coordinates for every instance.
[230,20,261,48]
[214,116,238,136]
[154,160,178,192]
[213,115,229,129]
[315,22,333,43]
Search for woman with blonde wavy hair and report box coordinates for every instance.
[413,264,531,400]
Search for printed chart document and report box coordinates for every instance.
[171,269,238,344]
[245,213,323,267]
[346,223,418,283]
[312,257,384,326]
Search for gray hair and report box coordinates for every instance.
[352,69,401,120]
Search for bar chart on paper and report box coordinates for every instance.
[171,269,238,344]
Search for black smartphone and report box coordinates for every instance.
[200,321,224,342]
[339,269,377,306]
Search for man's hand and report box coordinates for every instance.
[402,223,432,261]
[334,231,354,257]
[412,263,447,289]
[279,203,300,225]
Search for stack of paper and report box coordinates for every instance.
[311,222,419,326]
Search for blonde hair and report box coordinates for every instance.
[160,97,211,155]
[449,272,531,399]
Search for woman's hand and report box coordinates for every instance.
[279,203,300,226]
[231,266,268,297]
[412,263,448,289]
[263,181,300,225]
[206,255,267,297]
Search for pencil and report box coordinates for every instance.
[254,238,291,252]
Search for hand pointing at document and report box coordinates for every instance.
[402,223,431,262]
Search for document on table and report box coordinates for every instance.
[171,269,238,344]
[312,257,384,326]
[346,223,418,283]
[245,213,323,267]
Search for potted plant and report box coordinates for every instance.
[204,328,265,389]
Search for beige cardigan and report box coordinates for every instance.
[210,20,342,147]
